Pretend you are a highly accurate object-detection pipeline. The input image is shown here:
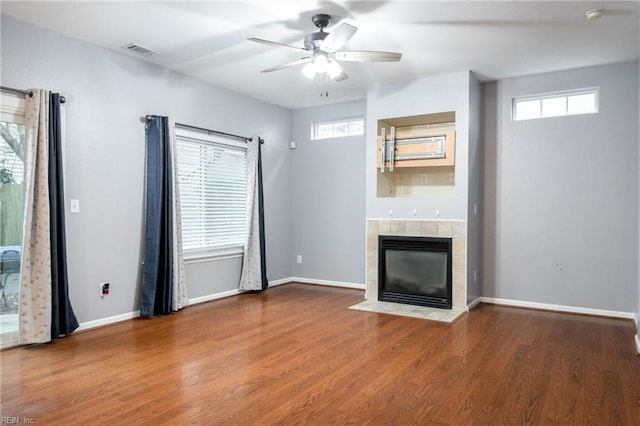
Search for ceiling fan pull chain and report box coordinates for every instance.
[319,72,329,97]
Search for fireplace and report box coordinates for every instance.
[378,235,452,309]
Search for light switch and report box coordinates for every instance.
[70,199,80,214]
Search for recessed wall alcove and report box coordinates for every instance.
[376,111,456,199]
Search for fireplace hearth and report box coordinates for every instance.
[378,235,452,309]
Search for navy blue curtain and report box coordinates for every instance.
[49,92,79,338]
[257,138,268,290]
[140,116,173,317]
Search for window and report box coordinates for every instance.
[311,116,364,140]
[1,93,26,349]
[175,128,247,259]
[512,88,598,121]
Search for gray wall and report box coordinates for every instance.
[483,80,499,305]
[483,62,639,313]
[1,15,292,323]
[4,14,638,325]
[290,100,366,285]
[366,71,471,220]
[466,73,483,304]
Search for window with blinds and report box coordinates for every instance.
[175,128,247,258]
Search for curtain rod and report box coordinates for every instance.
[145,115,263,144]
[176,122,251,143]
[0,85,66,103]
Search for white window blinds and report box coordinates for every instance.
[175,129,247,257]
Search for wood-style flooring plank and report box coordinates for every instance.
[1,283,639,425]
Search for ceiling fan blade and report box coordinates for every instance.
[327,60,349,82]
[321,23,357,52]
[247,37,308,53]
[334,51,402,62]
[261,57,312,73]
[334,69,349,82]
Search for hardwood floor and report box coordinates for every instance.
[1,283,639,425]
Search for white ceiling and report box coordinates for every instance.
[2,1,639,109]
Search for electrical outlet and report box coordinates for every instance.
[296,255,302,264]
[70,199,80,214]
[100,282,110,297]
[421,174,428,184]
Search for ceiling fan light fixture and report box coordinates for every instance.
[252,13,401,84]
[585,9,604,20]
[327,60,342,79]
[313,54,329,73]
[302,62,317,79]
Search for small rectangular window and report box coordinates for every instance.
[568,93,597,115]
[512,88,598,121]
[541,97,566,117]
[311,117,364,140]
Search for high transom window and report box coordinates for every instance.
[311,116,364,140]
[513,88,599,121]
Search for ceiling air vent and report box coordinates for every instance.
[121,43,157,56]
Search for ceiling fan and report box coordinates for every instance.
[248,14,402,82]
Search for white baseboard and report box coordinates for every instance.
[190,278,289,305]
[189,289,240,305]
[75,280,291,333]
[268,278,291,287]
[635,334,640,354]
[467,297,482,311]
[290,277,366,290]
[480,297,635,320]
[77,310,140,332]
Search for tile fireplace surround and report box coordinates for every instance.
[366,219,467,311]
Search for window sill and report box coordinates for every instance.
[184,246,244,264]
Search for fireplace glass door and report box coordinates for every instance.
[378,236,452,309]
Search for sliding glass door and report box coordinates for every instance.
[0,94,25,348]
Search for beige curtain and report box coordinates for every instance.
[239,137,264,291]
[19,89,52,344]
[168,118,188,310]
